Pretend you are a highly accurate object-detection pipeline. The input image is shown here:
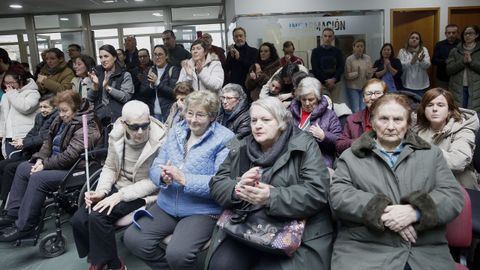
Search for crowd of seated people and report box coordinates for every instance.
[0,23,477,270]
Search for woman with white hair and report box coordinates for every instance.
[124,90,235,270]
[207,96,333,270]
[71,100,167,270]
[289,77,342,168]
[216,83,251,139]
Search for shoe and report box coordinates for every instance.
[0,215,15,229]
[88,264,106,270]
[0,226,35,242]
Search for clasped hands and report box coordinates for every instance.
[381,204,418,243]
[235,167,272,206]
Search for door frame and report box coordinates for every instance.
[390,7,440,44]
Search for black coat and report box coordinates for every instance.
[216,99,251,139]
[225,43,258,90]
[22,110,58,155]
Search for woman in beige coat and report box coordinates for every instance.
[415,88,479,189]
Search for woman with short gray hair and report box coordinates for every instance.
[124,90,235,270]
[216,83,251,139]
[289,77,342,168]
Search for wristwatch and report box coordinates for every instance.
[106,85,112,92]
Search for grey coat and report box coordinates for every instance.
[447,42,480,111]
[207,128,333,270]
[330,130,464,270]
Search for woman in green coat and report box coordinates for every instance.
[207,97,333,270]
[330,93,463,270]
[446,25,480,111]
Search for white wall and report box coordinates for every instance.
[232,0,479,42]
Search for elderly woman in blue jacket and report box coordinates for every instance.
[124,90,235,270]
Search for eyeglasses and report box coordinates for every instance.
[185,111,209,119]
[3,81,18,86]
[138,55,149,58]
[220,96,239,101]
[153,53,165,57]
[364,91,384,97]
[464,31,477,36]
[125,121,150,131]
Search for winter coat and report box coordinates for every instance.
[31,99,102,170]
[150,120,235,217]
[336,108,368,154]
[37,61,74,95]
[225,42,258,89]
[416,108,480,189]
[398,47,431,90]
[22,110,58,155]
[95,117,167,202]
[87,63,134,123]
[216,99,251,139]
[289,96,342,168]
[0,78,40,139]
[447,42,480,111]
[71,76,93,98]
[206,127,334,270]
[177,53,224,93]
[136,64,180,117]
[330,130,464,270]
[245,59,281,101]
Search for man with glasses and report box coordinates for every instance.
[216,83,251,139]
[124,35,140,71]
[336,78,387,154]
[432,24,460,89]
[71,100,166,270]
[66,44,82,71]
[131,48,153,102]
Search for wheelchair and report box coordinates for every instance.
[12,149,106,258]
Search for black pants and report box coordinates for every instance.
[208,236,260,270]
[71,190,145,266]
[0,155,28,202]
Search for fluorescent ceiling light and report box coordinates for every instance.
[60,17,69,21]
[152,12,163,17]
[134,0,144,2]
[9,4,23,9]
[102,0,115,3]
[193,13,210,17]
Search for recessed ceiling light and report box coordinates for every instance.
[59,17,69,21]
[102,0,115,3]
[9,4,23,9]
[152,12,163,17]
[134,0,144,2]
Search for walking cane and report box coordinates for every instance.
[82,114,91,213]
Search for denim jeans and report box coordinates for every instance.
[347,88,365,113]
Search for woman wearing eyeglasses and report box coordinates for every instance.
[447,25,480,111]
[124,90,235,269]
[216,83,251,139]
[336,78,388,154]
[71,100,167,270]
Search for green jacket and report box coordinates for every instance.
[447,42,480,111]
[330,130,463,270]
[206,127,333,270]
[38,61,74,95]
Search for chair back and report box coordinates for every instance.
[446,186,472,247]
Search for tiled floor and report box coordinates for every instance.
[0,218,150,270]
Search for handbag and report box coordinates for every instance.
[216,145,305,257]
[217,206,305,256]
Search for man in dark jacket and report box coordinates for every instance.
[225,27,258,92]
[162,30,191,67]
[216,83,251,139]
[124,36,140,71]
[0,94,57,208]
[311,28,344,102]
[432,24,460,88]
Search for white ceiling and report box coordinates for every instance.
[0,0,223,16]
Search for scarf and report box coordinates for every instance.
[246,123,293,167]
